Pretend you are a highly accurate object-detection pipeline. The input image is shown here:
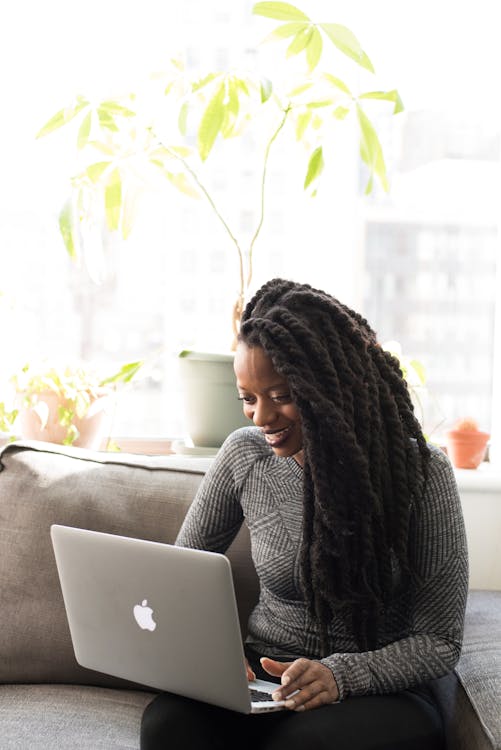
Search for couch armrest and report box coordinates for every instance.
[432,590,501,750]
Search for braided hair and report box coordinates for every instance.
[239,278,430,652]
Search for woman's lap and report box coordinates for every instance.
[140,686,444,750]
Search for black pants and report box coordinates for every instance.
[140,651,444,750]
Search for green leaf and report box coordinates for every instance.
[77,111,92,149]
[321,73,352,96]
[197,84,225,161]
[104,168,122,231]
[253,2,310,21]
[57,404,74,428]
[170,56,185,72]
[265,20,308,40]
[235,78,250,96]
[288,82,313,97]
[286,26,313,58]
[74,390,91,419]
[333,105,350,120]
[36,98,89,139]
[178,101,189,135]
[228,79,241,116]
[0,403,18,433]
[62,423,79,446]
[100,360,144,386]
[220,81,240,138]
[88,141,115,156]
[312,113,323,130]
[295,110,312,140]
[304,145,324,190]
[120,185,140,240]
[320,23,375,73]
[104,438,121,452]
[97,108,119,132]
[306,27,323,71]
[305,99,335,109]
[191,72,219,93]
[260,77,273,103]
[98,100,135,117]
[166,171,200,198]
[357,105,388,192]
[409,359,426,385]
[58,198,78,260]
[86,161,111,183]
[359,89,404,114]
[169,145,193,158]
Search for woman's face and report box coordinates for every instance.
[234,342,303,462]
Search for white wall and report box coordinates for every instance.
[456,465,501,590]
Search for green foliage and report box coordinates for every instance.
[36,2,402,340]
[0,360,144,445]
[0,402,18,435]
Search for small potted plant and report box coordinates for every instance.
[446,417,490,469]
[0,360,143,450]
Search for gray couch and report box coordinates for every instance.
[0,440,499,749]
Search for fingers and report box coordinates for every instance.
[269,658,339,711]
[260,656,289,678]
[245,658,256,682]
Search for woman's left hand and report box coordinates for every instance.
[261,656,339,712]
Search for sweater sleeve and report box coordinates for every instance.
[175,427,264,552]
[321,448,469,700]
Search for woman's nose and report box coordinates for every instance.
[251,398,276,427]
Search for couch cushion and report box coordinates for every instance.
[0,440,258,688]
[0,684,155,749]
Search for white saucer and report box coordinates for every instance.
[171,440,220,457]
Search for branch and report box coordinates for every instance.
[156,140,245,309]
[246,104,291,291]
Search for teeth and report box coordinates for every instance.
[264,425,291,444]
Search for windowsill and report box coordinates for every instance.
[107,437,501,493]
[454,461,501,493]
[109,437,176,456]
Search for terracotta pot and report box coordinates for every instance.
[445,429,490,469]
[17,390,112,449]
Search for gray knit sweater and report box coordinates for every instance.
[176,426,468,699]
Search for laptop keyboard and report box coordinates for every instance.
[250,688,274,703]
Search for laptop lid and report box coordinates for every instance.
[50,525,282,714]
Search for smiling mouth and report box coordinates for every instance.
[263,424,293,447]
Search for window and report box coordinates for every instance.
[1,0,500,452]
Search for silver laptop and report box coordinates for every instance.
[50,524,289,713]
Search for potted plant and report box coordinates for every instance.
[446,417,490,469]
[0,360,143,450]
[36,2,402,449]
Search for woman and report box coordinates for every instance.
[141,278,468,750]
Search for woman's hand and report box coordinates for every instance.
[261,656,339,711]
[245,658,256,682]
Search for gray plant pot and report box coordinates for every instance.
[178,351,250,449]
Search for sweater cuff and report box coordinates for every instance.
[320,653,373,700]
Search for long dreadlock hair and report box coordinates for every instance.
[238,278,430,652]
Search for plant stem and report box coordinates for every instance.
[157,142,245,318]
[246,104,291,290]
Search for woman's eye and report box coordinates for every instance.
[238,395,255,404]
[272,393,292,403]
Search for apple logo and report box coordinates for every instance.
[133,599,157,631]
